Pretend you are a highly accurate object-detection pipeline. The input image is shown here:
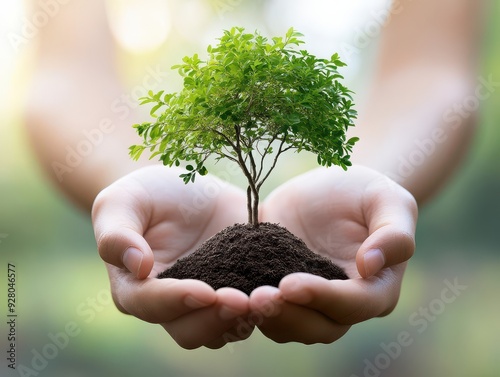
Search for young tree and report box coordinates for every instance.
[130,27,358,227]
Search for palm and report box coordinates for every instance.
[93,166,253,349]
[262,167,372,279]
[281,209,367,280]
[265,167,382,278]
[249,165,417,344]
[142,209,242,278]
[119,166,247,277]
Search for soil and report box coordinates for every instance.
[157,223,348,295]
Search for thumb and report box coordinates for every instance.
[95,227,154,279]
[356,178,418,278]
[356,226,416,278]
[92,188,154,279]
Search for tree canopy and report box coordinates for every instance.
[130,27,358,226]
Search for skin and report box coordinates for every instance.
[92,165,416,347]
[92,166,250,349]
[351,0,485,204]
[24,0,483,348]
[253,166,417,344]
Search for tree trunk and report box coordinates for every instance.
[246,185,260,227]
[246,186,253,225]
[252,187,259,227]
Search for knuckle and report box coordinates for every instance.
[96,230,118,260]
[398,231,416,261]
[377,285,400,318]
[91,187,111,220]
[403,191,419,222]
[111,292,130,315]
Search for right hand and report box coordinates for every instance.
[91,165,252,349]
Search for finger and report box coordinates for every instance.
[204,323,254,349]
[279,271,404,325]
[92,185,154,278]
[258,303,351,344]
[356,227,415,278]
[357,178,418,277]
[109,270,217,323]
[162,287,252,349]
[249,285,284,318]
[250,286,350,344]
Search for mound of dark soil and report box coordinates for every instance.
[157,222,348,295]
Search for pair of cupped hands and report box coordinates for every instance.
[92,165,417,349]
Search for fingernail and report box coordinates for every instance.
[219,305,240,320]
[123,247,143,276]
[364,249,385,277]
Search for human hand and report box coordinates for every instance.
[250,165,418,344]
[92,165,253,349]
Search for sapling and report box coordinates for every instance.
[129,27,358,293]
[129,27,358,227]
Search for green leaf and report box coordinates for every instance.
[154,90,165,101]
[139,97,154,105]
[347,137,359,145]
[288,113,301,125]
[199,166,208,176]
[150,103,163,117]
[184,77,195,86]
[130,26,358,199]
[180,173,191,184]
[128,145,145,161]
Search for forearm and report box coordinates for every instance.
[352,0,486,204]
[24,69,152,211]
[23,0,154,211]
[352,67,478,204]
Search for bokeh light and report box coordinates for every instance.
[170,0,212,43]
[106,0,171,53]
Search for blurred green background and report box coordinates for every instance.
[1,1,499,376]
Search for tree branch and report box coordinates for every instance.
[249,150,257,181]
[209,127,238,151]
[257,136,290,191]
[219,150,240,164]
[255,134,278,182]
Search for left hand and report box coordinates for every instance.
[250,165,418,344]
[92,166,252,349]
